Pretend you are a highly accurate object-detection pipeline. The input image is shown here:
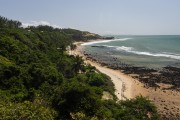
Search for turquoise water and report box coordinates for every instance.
[82,35,180,68]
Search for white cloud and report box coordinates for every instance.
[21,20,61,28]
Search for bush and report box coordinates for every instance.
[52,81,101,119]
[0,100,57,120]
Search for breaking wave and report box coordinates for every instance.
[91,45,180,60]
[81,38,131,46]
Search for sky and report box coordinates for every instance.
[0,0,180,35]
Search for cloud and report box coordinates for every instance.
[21,20,61,28]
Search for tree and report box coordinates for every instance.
[119,96,160,120]
[72,56,84,73]
[52,81,101,119]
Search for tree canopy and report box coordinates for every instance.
[0,16,160,119]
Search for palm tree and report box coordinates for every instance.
[72,56,84,73]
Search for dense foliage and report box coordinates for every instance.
[0,16,160,119]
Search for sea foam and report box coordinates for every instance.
[95,45,180,60]
[82,36,180,60]
[81,38,131,46]
[114,46,180,60]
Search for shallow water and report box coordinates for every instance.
[83,35,180,69]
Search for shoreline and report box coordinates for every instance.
[70,40,180,119]
[71,41,148,100]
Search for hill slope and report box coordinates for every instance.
[0,16,160,119]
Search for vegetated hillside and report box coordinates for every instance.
[0,16,160,120]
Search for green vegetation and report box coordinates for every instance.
[0,16,160,119]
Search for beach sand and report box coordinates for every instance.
[70,42,147,100]
[70,41,180,119]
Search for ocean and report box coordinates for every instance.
[82,35,180,69]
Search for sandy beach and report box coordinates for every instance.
[72,43,116,98]
[70,41,180,119]
[71,42,149,100]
